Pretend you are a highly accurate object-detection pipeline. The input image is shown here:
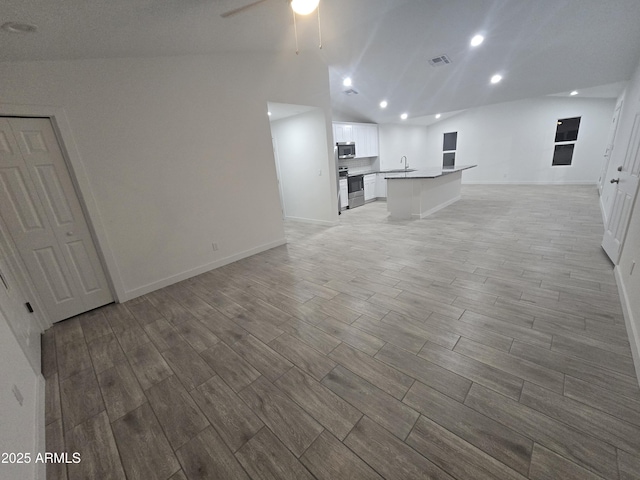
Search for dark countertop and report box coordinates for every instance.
[345,165,476,178]
[384,165,476,179]
[346,169,415,178]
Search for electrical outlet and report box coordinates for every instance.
[12,384,24,406]
[212,243,219,251]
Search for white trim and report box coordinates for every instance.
[614,265,640,388]
[0,104,125,302]
[418,195,461,218]
[462,181,598,185]
[122,238,287,301]
[35,375,46,480]
[284,216,339,226]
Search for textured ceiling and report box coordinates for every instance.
[1,0,639,123]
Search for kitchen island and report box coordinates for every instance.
[385,165,476,220]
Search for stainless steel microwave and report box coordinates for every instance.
[337,142,356,159]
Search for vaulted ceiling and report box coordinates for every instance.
[2,0,639,123]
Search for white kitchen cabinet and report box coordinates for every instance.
[364,174,376,202]
[353,125,369,157]
[353,123,379,158]
[376,173,387,199]
[333,123,354,143]
[339,179,348,210]
[333,122,378,158]
[367,124,379,157]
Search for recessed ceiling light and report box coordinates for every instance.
[400,113,408,120]
[490,74,502,84]
[435,113,441,119]
[1,22,37,33]
[570,90,578,96]
[470,34,484,47]
[267,111,272,116]
[343,77,352,87]
[379,100,388,109]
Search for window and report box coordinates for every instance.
[443,132,457,168]
[443,132,457,151]
[552,144,575,166]
[555,117,580,142]
[552,117,580,166]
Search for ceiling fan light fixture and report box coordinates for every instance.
[291,0,320,15]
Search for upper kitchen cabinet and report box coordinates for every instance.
[333,123,354,143]
[333,122,379,158]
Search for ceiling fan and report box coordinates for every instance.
[220,0,320,18]
[220,0,322,53]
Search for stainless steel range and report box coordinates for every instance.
[348,174,365,209]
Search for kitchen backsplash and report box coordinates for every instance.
[338,157,377,174]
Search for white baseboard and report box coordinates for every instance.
[122,238,287,301]
[462,181,598,185]
[614,266,640,387]
[285,216,339,226]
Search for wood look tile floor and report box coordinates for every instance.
[43,185,640,480]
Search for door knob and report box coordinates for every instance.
[610,178,620,184]
[617,166,623,172]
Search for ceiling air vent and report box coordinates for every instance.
[428,54,452,67]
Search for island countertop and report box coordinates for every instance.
[384,164,476,179]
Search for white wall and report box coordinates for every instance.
[612,59,640,385]
[378,124,431,171]
[0,52,333,302]
[424,96,615,184]
[270,109,336,225]
[0,308,44,480]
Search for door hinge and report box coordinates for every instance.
[25,302,34,313]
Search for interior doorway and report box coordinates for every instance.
[266,102,336,225]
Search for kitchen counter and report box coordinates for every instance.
[346,168,414,177]
[385,165,476,220]
[346,165,474,178]
[383,165,476,179]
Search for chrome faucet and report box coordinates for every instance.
[401,156,408,171]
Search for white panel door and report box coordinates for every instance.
[602,113,640,264]
[599,100,623,199]
[0,117,112,322]
[0,242,41,372]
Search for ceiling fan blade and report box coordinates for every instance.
[220,0,271,18]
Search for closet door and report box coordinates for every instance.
[0,117,112,322]
[602,113,640,264]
